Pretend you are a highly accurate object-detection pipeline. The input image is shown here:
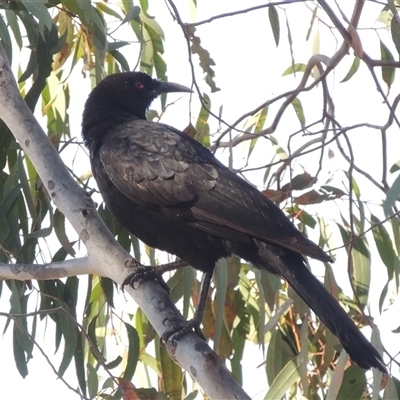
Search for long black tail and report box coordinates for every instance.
[253,244,386,372]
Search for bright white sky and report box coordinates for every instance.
[1,1,399,399]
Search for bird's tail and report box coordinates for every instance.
[252,243,386,373]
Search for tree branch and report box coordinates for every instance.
[0,258,91,280]
[184,0,304,27]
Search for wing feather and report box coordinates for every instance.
[98,119,328,261]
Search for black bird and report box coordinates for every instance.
[82,71,386,373]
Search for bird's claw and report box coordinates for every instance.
[121,260,170,294]
[124,257,143,269]
[161,316,206,343]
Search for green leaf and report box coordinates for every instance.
[246,106,268,161]
[392,377,400,399]
[341,57,360,83]
[214,258,228,351]
[73,333,85,397]
[383,378,399,399]
[371,326,385,397]
[87,362,99,399]
[141,11,165,40]
[96,2,123,20]
[20,0,53,36]
[50,28,69,55]
[266,329,297,385]
[231,308,248,385]
[13,326,29,378]
[23,20,58,111]
[24,195,53,239]
[380,40,395,89]
[391,16,400,57]
[254,269,266,346]
[384,172,400,215]
[306,6,317,41]
[0,14,12,64]
[265,354,301,400]
[5,10,22,49]
[122,323,139,381]
[255,106,268,132]
[377,6,391,26]
[18,14,39,83]
[352,236,371,307]
[282,63,307,76]
[2,186,23,258]
[0,184,22,222]
[10,282,30,378]
[105,355,123,370]
[263,298,292,333]
[139,351,159,375]
[108,41,130,52]
[87,314,99,352]
[139,0,149,14]
[299,319,309,394]
[160,341,183,400]
[337,365,366,400]
[371,214,395,277]
[90,7,107,51]
[268,6,280,46]
[99,277,114,308]
[326,350,348,400]
[271,135,288,160]
[134,308,148,349]
[182,266,193,319]
[390,159,400,173]
[13,315,32,360]
[183,391,199,400]
[194,93,211,146]
[290,97,306,128]
[260,270,280,311]
[17,153,38,225]
[282,172,314,192]
[58,308,78,376]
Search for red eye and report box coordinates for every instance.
[134,81,144,89]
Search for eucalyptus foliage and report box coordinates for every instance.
[1,1,400,399]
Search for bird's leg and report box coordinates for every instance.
[122,258,188,293]
[162,270,213,343]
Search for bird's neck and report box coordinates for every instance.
[82,105,144,149]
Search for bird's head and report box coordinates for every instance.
[84,71,192,120]
[82,71,192,147]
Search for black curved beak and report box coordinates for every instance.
[157,81,193,94]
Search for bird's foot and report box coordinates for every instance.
[122,258,170,294]
[162,315,206,343]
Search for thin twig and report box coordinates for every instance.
[185,0,304,27]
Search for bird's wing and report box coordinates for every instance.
[191,167,329,260]
[99,119,328,260]
[99,119,219,206]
